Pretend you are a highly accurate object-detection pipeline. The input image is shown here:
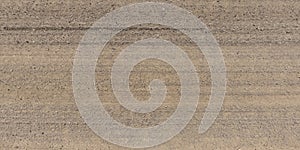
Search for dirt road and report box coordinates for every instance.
[1,0,299,149]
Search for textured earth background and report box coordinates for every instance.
[1,0,300,149]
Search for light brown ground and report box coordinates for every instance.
[0,0,299,149]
